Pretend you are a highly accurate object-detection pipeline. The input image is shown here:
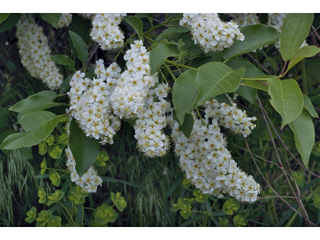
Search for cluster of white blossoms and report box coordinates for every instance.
[203,99,257,138]
[57,13,72,28]
[16,14,63,90]
[229,13,260,28]
[133,83,172,157]
[67,59,122,145]
[110,40,157,119]
[65,145,103,193]
[179,13,245,53]
[268,13,308,50]
[90,13,126,51]
[171,109,260,203]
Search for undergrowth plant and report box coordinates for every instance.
[0,13,320,227]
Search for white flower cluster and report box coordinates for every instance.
[268,13,308,50]
[179,13,245,53]
[90,13,126,51]
[110,40,157,119]
[16,14,63,90]
[229,13,260,28]
[58,13,72,28]
[203,99,257,137]
[171,111,260,203]
[134,83,172,158]
[65,146,103,193]
[67,59,122,144]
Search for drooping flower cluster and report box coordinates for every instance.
[58,13,72,28]
[67,59,122,145]
[90,13,126,51]
[229,13,260,28]
[133,83,172,157]
[65,145,103,193]
[268,13,308,50]
[179,13,245,53]
[171,108,260,203]
[16,14,63,90]
[203,99,257,137]
[110,40,157,119]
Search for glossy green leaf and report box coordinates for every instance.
[149,42,180,75]
[267,78,303,129]
[9,90,61,113]
[69,118,100,177]
[51,54,76,71]
[123,16,144,41]
[0,14,20,33]
[0,14,10,24]
[40,14,61,29]
[303,95,318,118]
[223,24,280,61]
[193,62,244,108]
[286,46,320,73]
[172,70,199,124]
[69,30,89,64]
[0,115,61,150]
[59,74,74,94]
[280,14,314,61]
[289,109,315,168]
[19,111,57,132]
[155,26,189,41]
[179,113,194,138]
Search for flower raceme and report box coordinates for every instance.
[16,14,63,90]
[179,13,245,53]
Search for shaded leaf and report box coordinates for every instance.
[69,30,89,64]
[51,54,76,71]
[303,95,318,118]
[123,16,144,41]
[40,14,62,29]
[0,14,20,33]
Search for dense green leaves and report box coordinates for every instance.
[40,14,62,29]
[280,14,314,61]
[69,118,100,177]
[149,42,180,75]
[0,112,62,150]
[0,14,10,24]
[69,30,89,64]
[267,78,303,129]
[51,54,76,71]
[193,62,244,108]
[0,14,20,33]
[9,90,62,113]
[223,24,280,61]
[286,46,320,73]
[123,16,144,41]
[289,109,315,167]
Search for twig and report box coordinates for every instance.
[247,53,272,75]
[82,44,99,71]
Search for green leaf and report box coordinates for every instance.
[178,113,194,138]
[51,54,76,71]
[172,70,199,124]
[223,24,280,61]
[19,111,57,132]
[59,74,73,94]
[40,14,61,29]
[0,14,20,33]
[25,206,37,224]
[110,192,127,212]
[214,94,233,106]
[48,145,63,160]
[280,14,314,61]
[179,213,205,227]
[267,78,304,129]
[95,204,118,225]
[233,214,246,227]
[292,171,305,187]
[69,118,100,177]
[0,14,10,24]
[0,115,62,150]
[286,46,320,73]
[193,62,244,108]
[193,189,209,203]
[49,169,61,187]
[242,79,268,92]
[123,16,144,41]
[9,90,62,113]
[155,26,189,42]
[149,42,180,75]
[289,109,315,168]
[69,30,89,64]
[303,95,318,118]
